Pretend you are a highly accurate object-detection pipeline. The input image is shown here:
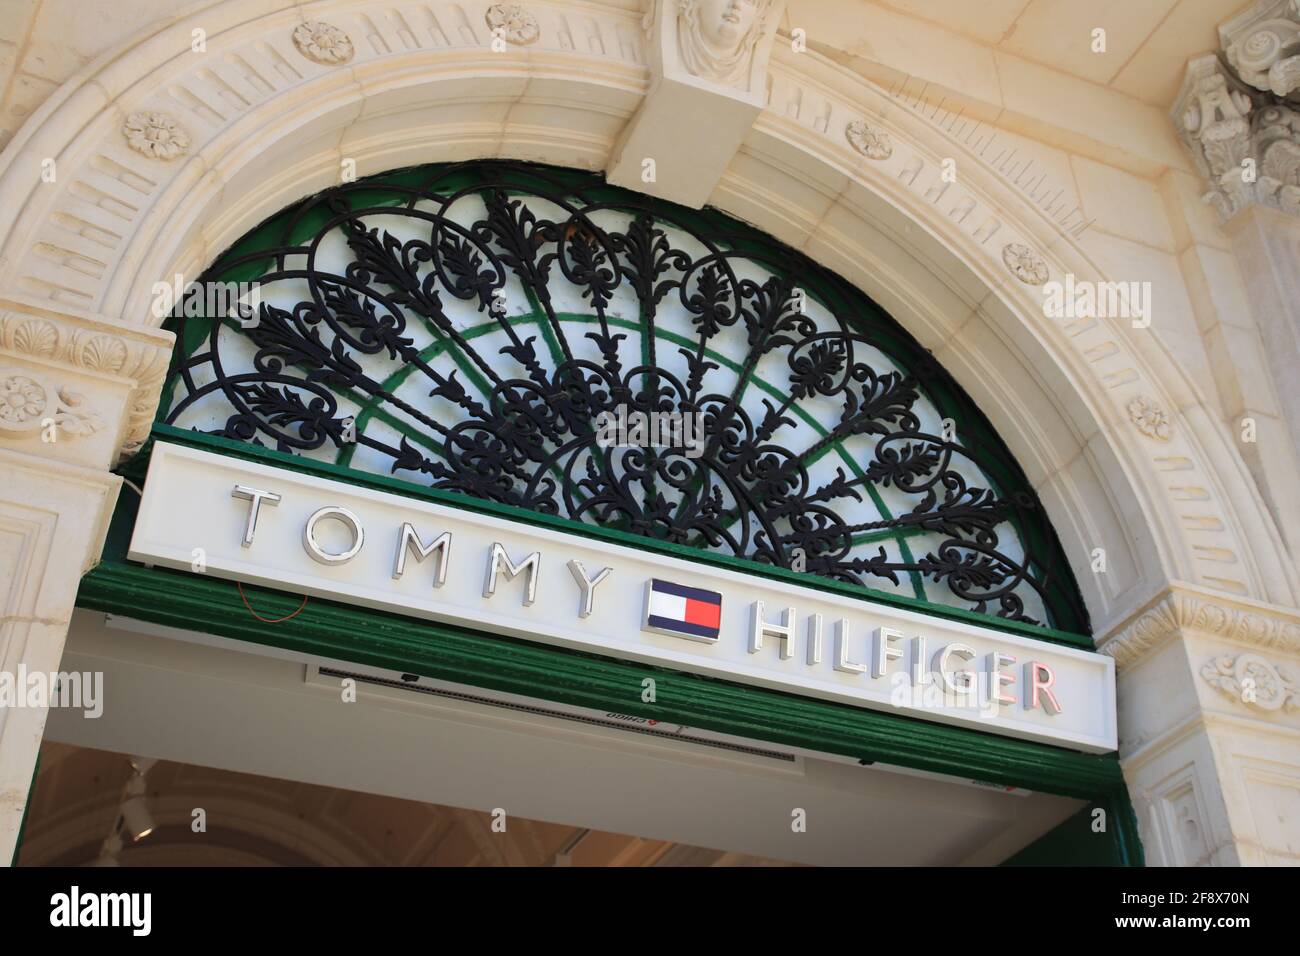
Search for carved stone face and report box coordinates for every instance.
[699,0,759,48]
[677,0,770,87]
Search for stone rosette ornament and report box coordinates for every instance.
[485,3,540,45]
[292,20,355,64]
[0,371,103,438]
[845,120,893,160]
[1202,653,1300,712]
[122,111,190,161]
[1001,242,1049,286]
[1126,394,1173,441]
[0,374,45,427]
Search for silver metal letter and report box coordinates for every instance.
[988,652,1018,708]
[910,635,927,684]
[231,485,281,548]
[935,643,976,694]
[806,613,823,666]
[483,542,540,606]
[1025,661,1062,715]
[749,601,796,658]
[566,559,611,618]
[302,506,365,565]
[393,522,451,586]
[833,619,866,674]
[872,626,904,678]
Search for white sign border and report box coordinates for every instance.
[127,442,1118,753]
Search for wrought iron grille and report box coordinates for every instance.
[159,161,1089,633]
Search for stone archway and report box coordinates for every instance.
[1,0,1296,865]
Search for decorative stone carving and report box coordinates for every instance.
[674,0,778,87]
[0,370,103,438]
[0,374,44,426]
[485,4,540,45]
[1173,54,1300,219]
[122,111,190,161]
[1201,653,1300,712]
[1100,587,1300,669]
[0,308,172,457]
[11,319,57,358]
[1221,0,1300,98]
[845,120,893,160]
[292,20,355,64]
[1001,242,1049,286]
[1126,395,1173,441]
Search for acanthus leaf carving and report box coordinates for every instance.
[1173,47,1300,220]
[1221,0,1300,98]
[1101,587,1300,669]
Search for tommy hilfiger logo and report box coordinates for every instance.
[642,579,723,643]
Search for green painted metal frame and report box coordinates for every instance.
[74,424,1143,865]
[161,160,1090,633]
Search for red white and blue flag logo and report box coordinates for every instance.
[643,578,723,643]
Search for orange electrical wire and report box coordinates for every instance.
[236,581,309,623]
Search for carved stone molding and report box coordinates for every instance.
[485,4,540,45]
[0,370,103,439]
[1201,652,1300,712]
[845,120,893,160]
[122,111,190,161]
[1221,0,1300,99]
[668,0,781,91]
[1001,242,1049,285]
[1126,394,1174,441]
[1173,54,1300,220]
[0,301,173,458]
[1100,586,1300,669]
[291,20,354,64]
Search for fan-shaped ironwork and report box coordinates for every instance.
[160,161,1088,633]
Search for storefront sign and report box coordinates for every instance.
[129,443,1117,752]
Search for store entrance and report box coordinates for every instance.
[27,609,1087,867]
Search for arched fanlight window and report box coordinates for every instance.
[159,162,1088,634]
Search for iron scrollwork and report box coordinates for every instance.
[162,162,1088,632]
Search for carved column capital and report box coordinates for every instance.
[0,295,174,467]
[1221,0,1300,99]
[1172,54,1300,221]
[1098,583,1300,670]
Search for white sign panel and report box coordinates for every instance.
[128,442,1117,752]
